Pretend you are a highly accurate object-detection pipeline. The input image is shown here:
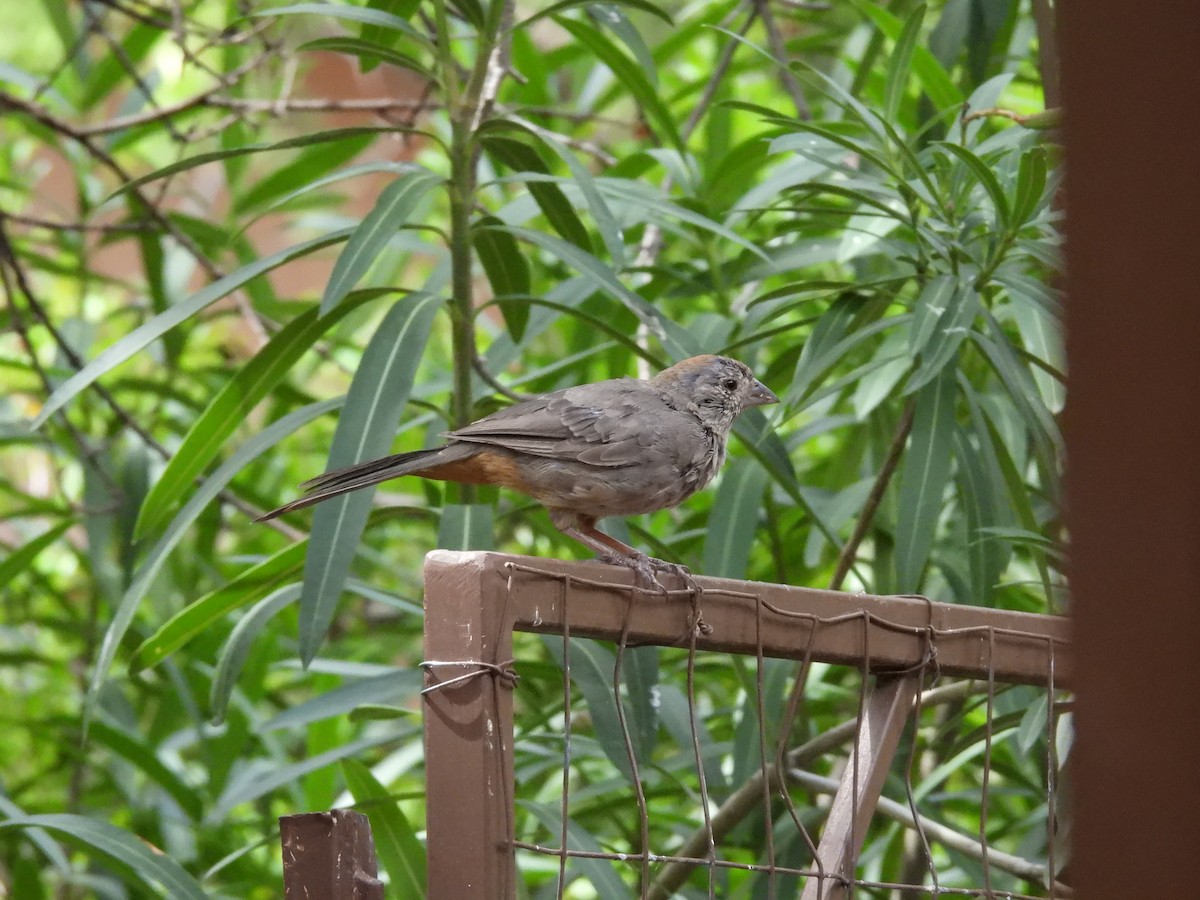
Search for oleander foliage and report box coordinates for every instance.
[0,0,1064,895]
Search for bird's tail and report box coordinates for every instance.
[256,444,470,521]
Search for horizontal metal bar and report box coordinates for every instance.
[428,551,1071,688]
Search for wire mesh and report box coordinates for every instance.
[423,553,1071,899]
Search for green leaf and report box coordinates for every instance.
[112,128,409,198]
[857,1,963,111]
[936,142,1012,230]
[909,275,956,357]
[520,801,629,897]
[541,636,638,779]
[322,170,443,313]
[517,0,673,31]
[358,0,424,71]
[528,127,625,265]
[254,3,431,46]
[595,179,769,260]
[104,397,340,693]
[212,733,405,821]
[341,759,427,897]
[498,225,663,330]
[31,230,352,428]
[0,816,207,900]
[298,291,443,665]
[895,364,958,591]
[702,457,769,579]
[974,316,1063,466]
[787,297,895,407]
[883,4,924,122]
[262,669,422,731]
[473,216,531,340]
[621,645,660,765]
[436,503,495,551]
[1009,290,1065,413]
[209,584,301,724]
[299,36,432,77]
[906,279,979,393]
[0,521,72,586]
[136,295,379,538]
[81,24,161,108]
[480,134,593,251]
[1012,146,1049,225]
[86,720,203,821]
[554,16,683,151]
[235,131,376,214]
[127,541,308,675]
[952,425,1006,604]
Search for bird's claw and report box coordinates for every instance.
[596,551,690,590]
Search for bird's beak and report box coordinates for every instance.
[745,379,779,408]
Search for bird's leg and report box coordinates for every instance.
[555,516,690,587]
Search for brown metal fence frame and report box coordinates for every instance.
[421,550,1070,899]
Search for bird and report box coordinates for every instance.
[258,354,779,584]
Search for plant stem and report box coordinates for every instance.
[438,0,513,500]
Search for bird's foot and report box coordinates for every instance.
[596,551,690,590]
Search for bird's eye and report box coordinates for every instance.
[721,377,739,392]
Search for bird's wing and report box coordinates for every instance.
[448,380,671,468]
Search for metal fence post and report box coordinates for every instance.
[422,550,517,899]
[280,809,384,900]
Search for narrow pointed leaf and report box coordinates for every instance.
[857,1,962,111]
[32,230,352,428]
[703,457,769,579]
[554,16,683,151]
[909,275,957,357]
[0,522,73,586]
[906,281,979,393]
[895,364,958,591]
[253,3,431,46]
[209,584,301,724]
[298,292,443,665]
[299,37,433,77]
[106,398,340,691]
[530,128,625,265]
[517,0,672,30]
[86,721,204,821]
[322,170,442,313]
[341,759,427,897]
[936,142,1012,229]
[211,733,404,821]
[883,4,925,121]
[112,129,406,197]
[0,816,207,900]
[136,294,379,538]
[472,215,531,340]
[499,224,662,329]
[126,541,308,676]
[481,134,592,250]
[262,669,422,731]
[541,636,636,779]
[1013,146,1049,225]
[436,503,494,551]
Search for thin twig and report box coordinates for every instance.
[0,215,302,539]
[830,398,917,591]
[752,0,811,120]
[472,355,531,403]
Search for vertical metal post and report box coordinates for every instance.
[280,810,384,900]
[800,674,921,900]
[422,550,516,899]
[1061,1,1200,895]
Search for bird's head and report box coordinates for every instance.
[653,355,779,433]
